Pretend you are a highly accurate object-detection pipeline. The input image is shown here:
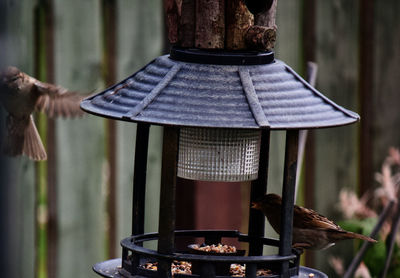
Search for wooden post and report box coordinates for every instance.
[302,0,316,268]
[163,0,180,44]
[245,25,276,51]
[34,0,58,277]
[195,0,225,49]
[359,0,374,195]
[164,0,278,51]
[178,0,195,47]
[226,0,253,50]
[43,2,58,275]
[254,0,278,28]
[101,0,118,258]
[245,0,278,50]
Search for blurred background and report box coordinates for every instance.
[0,0,399,277]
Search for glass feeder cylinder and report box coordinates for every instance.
[177,127,261,182]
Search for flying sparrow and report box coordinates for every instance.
[252,193,377,250]
[0,66,84,161]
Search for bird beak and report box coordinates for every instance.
[251,202,260,210]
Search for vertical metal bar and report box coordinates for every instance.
[200,263,216,277]
[132,123,150,236]
[248,129,270,256]
[106,119,117,256]
[245,263,257,278]
[157,126,179,278]
[279,130,299,278]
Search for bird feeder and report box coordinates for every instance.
[80,1,359,277]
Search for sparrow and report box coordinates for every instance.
[252,193,377,250]
[0,66,84,161]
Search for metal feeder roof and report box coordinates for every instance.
[80,48,359,129]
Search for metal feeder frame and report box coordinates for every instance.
[81,47,359,278]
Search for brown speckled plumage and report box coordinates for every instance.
[0,66,84,160]
[252,193,377,250]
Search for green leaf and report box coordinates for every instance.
[363,238,386,277]
[339,218,386,276]
[337,219,365,233]
[386,238,400,278]
[338,218,377,236]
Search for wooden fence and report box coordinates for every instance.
[0,1,399,278]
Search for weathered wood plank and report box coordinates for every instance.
[302,0,317,268]
[37,1,58,276]
[101,0,118,259]
[314,0,360,275]
[0,1,36,277]
[53,0,105,277]
[274,0,302,70]
[116,0,164,253]
[371,0,400,184]
[358,0,374,196]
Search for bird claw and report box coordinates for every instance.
[292,243,311,249]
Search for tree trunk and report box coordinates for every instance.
[254,0,278,28]
[195,0,225,49]
[164,0,180,44]
[226,0,253,50]
[178,0,195,47]
[245,0,278,50]
[245,25,276,50]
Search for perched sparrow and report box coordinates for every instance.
[252,193,377,250]
[0,66,84,160]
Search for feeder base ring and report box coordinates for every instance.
[93,258,327,278]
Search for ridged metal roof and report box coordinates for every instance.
[81,54,359,129]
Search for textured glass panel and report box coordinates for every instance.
[177,128,261,181]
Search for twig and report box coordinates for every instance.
[343,200,395,278]
[380,200,400,278]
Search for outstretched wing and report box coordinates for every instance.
[33,78,85,118]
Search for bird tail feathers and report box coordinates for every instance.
[3,115,47,160]
[23,116,47,160]
[343,231,377,243]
